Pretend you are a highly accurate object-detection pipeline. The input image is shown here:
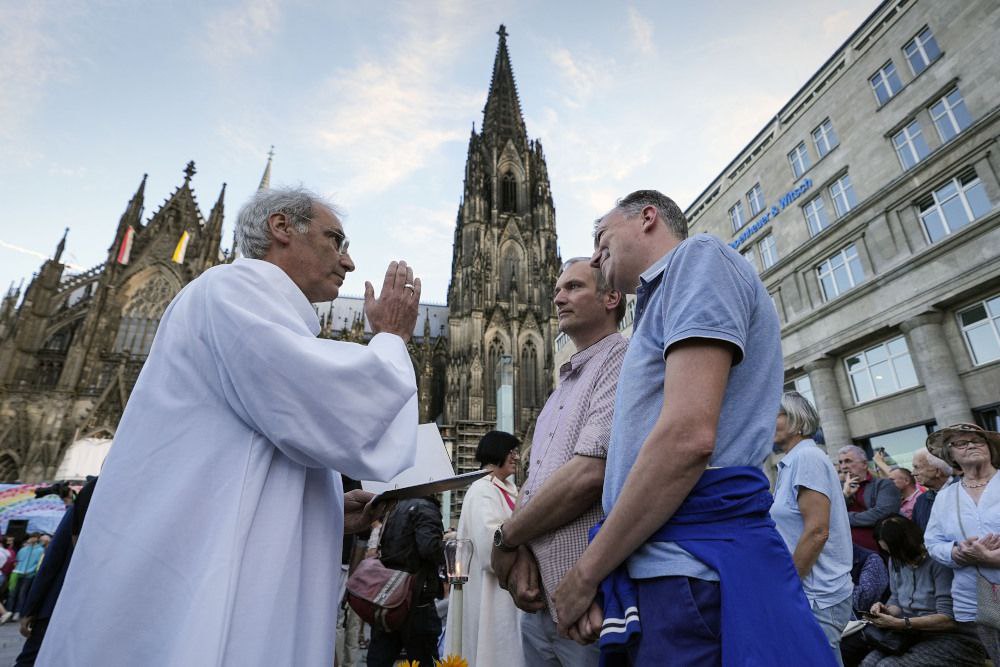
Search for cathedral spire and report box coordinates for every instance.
[482,25,527,147]
[258,146,274,191]
[54,227,69,263]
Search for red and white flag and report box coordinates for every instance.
[116,226,135,265]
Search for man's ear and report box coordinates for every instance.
[604,289,622,312]
[640,205,659,232]
[267,212,294,247]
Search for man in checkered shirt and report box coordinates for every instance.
[490,257,628,667]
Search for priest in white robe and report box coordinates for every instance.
[39,187,423,666]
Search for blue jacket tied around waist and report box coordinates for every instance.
[592,466,836,666]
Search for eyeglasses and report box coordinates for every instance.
[328,229,350,254]
[949,439,987,450]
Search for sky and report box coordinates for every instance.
[0,0,879,304]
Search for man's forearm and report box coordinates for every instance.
[574,418,712,588]
[504,456,604,547]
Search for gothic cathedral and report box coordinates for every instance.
[444,26,561,443]
[0,26,557,483]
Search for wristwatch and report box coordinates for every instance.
[903,617,912,631]
[493,524,518,552]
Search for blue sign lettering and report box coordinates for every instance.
[730,178,811,249]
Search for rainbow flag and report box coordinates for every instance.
[172,230,190,264]
[116,226,135,264]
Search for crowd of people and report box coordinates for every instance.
[8,183,996,666]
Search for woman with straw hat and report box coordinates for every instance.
[924,423,1000,663]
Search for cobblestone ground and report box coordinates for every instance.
[0,622,25,665]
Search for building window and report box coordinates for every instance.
[804,196,830,236]
[959,295,1000,366]
[903,26,941,76]
[817,244,864,301]
[869,61,903,106]
[729,201,746,233]
[783,375,815,408]
[917,169,992,243]
[788,142,811,178]
[759,234,778,270]
[846,336,919,404]
[929,88,972,143]
[747,184,764,216]
[500,171,517,212]
[892,120,931,170]
[812,119,839,158]
[829,174,858,218]
[741,247,759,273]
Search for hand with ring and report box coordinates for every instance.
[364,260,421,342]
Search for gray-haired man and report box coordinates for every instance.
[838,445,900,551]
[40,187,421,666]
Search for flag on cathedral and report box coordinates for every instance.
[172,231,191,264]
[116,226,135,264]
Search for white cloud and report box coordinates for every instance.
[548,47,607,108]
[201,0,280,64]
[306,5,485,199]
[627,6,655,56]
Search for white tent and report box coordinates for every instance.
[54,437,113,480]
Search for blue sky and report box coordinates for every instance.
[0,0,878,303]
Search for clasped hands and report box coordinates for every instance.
[952,533,1000,567]
[491,545,545,613]
[866,602,905,630]
[491,544,604,645]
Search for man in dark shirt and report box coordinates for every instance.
[367,496,444,667]
[838,445,899,552]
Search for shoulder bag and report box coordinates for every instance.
[345,504,416,632]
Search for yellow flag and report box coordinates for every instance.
[172,231,190,264]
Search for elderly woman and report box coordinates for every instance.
[772,392,854,665]
[925,423,1000,663]
[443,431,525,667]
[841,515,987,667]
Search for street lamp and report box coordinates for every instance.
[444,537,474,657]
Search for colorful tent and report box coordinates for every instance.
[0,484,68,535]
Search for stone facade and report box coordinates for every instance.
[683,0,1000,467]
[0,163,226,481]
[443,26,561,491]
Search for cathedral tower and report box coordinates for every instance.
[445,26,561,438]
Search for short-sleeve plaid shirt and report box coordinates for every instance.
[521,332,627,620]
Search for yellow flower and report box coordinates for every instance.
[434,656,469,667]
[399,661,420,667]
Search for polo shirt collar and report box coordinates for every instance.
[559,332,622,379]
[777,438,816,469]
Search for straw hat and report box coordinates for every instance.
[925,423,1000,468]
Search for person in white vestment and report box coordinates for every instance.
[38,187,422,667]
[444,431,526,667]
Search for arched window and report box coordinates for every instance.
[501,171,517,213]
[521,341,538,409]
[113,274,175,356]
[499,246,520,300]
[486,338,504,409]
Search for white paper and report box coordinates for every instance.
[362,423,455,494]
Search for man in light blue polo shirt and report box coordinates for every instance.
[554,190,830,665]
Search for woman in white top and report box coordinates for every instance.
[444,431,524,667]
[924,422,1000,663]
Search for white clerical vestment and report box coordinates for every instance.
[38,259,417,666]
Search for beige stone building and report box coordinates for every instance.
[681,0,1000,468]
